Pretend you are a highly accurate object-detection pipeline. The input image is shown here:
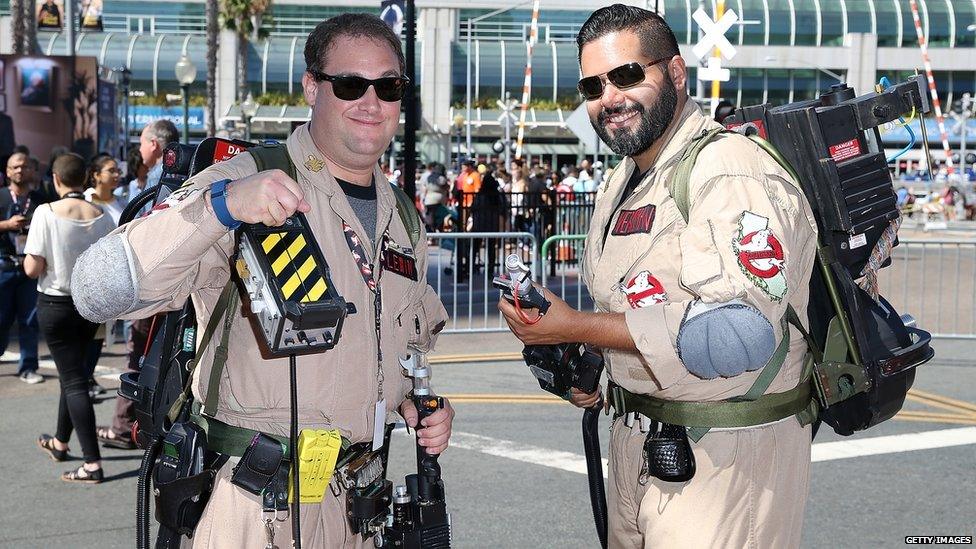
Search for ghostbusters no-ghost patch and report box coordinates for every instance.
[611,204,656,236]
[732,211,787,302]
[619,270,668,308]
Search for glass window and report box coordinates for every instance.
[735,67,766,106]
[792,69,821,101]
[846,0,877,34]
[793,2,818,46]
[767,0,793,45]
[899,0,919,48]
[875,0,902,47]
[663,0,692,45]
[766,68,792,105]
[954,2,976,48]
[741,0,769,45]
[821,0,847,46]
[925,0,952,47]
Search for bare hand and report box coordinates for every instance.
[498,286,580,345]
[2,214,26,231]
[569,387,602,409]
[400,397,455,455]
[219,169,311,226]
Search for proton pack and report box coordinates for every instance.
[717,76,935,435]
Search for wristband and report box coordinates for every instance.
[210,179,242,230]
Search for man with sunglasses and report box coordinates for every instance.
[73,13,451,547]
[500,4,818,547]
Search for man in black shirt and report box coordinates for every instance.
[0,152,46,383]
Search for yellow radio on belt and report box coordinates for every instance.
[234,213,355,358]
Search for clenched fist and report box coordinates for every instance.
[215,169,311,226]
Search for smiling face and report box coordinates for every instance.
[96,159,121,190]
[580,30,686,158]
[303,34,402,173]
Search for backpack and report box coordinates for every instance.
[668,123,933,437]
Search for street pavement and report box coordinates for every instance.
[1,329,973,548]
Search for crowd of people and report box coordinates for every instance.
[1,119,180,482]
[384,157,606,277]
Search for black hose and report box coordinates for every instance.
[137,437,162,549]
[290,354,302,549]
[582,404,608,549]
[119,184,162,225]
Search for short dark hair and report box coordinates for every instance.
[305,13,405,76]
[52,153,87,189]
[576,4,680,64]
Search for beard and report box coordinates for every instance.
[591,72,679,158]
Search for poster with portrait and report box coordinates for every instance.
[18,62,57,111]
[80,0,104,31]
[36,0,64,30]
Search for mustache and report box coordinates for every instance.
[598,102,645,125]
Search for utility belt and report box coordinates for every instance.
[606,365,817,484]
[153,409,394,543]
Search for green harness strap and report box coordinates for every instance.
[167,280,237,422]
[653,126,820,440]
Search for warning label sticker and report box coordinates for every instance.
[828,138,862,162]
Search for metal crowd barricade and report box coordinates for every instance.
[540,235,593,312]
[879,238,976,339]
[428,232,536,333]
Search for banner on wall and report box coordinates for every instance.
[380,0,405,35]
[36,0,65,30]
[80,0,104,31]
[97,80,117,155]
[129,106,206,132]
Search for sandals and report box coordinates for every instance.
[61,465,104,484]
[97,426,137,450]
[37,434,68,462]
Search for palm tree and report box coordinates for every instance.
[11,0,26,54]
[205,0,218,135]
[219,0,271,103]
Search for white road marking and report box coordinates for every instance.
[810,426,976,462]
[443,427,976,478]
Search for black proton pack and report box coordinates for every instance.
[723,76,935,436]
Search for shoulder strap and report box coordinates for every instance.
[167,280,237,422]
[250,143,298,182]
[390,183,422,248]
[204,285,240,417]
[667,127,727,223]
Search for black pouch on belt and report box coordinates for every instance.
[641,422,696,483]
[231,432,289,510]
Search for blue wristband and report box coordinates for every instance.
[210,179,242,230]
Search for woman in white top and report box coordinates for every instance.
[24,153,115,483]
[83,154,126,225]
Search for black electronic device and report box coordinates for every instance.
[382,354,452,549]
[492,254,604,400]
[724,76,935,435]
[234,213,354,358]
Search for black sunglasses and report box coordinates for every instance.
[577,58,671,100]
[308,69,409,102]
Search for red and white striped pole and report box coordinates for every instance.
[514,0,541,160]
[909,0,954,174]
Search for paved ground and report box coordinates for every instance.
[1,329,973,548]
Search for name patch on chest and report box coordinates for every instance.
[611,204,656,236]
[381,248,417,280]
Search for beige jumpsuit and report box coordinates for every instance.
[112,123,449,547]
[581,101,819,548]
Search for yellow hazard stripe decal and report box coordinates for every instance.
[302,278,327,303]
[271,234,306,276]
[281,255,318,300]
[262,233,284,254]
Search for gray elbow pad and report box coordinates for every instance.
[676,300,776,380]
[72,233,139,323]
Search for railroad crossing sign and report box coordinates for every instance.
[698,57,731,82]
[692,8,738,61]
